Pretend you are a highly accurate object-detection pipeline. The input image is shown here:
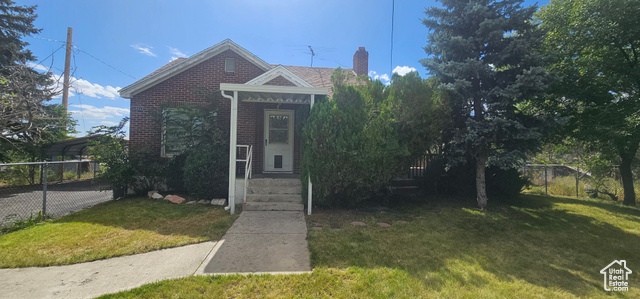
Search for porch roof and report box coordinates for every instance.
[219,83,328,105]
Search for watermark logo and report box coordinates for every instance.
[600,260,632,291]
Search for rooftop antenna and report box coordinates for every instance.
[308,46,315,67]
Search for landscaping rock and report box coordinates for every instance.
[186,201,196,205]
[351,221,366,226]
[164,194,173,201]
[211,198,226,206]
[197,200,209,204]
[151,193,164,200]
[168,195,186,204]
[377,222,391,227]
[147,190,159,198]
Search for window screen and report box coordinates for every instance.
[161,108,193,157]
[225,58,236,73]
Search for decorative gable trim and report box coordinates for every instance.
[119,39,272,98]
[245,65,313,88]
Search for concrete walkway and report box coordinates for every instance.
[196,211,311,275]
[0,241,215,299]
[0,210,311,299]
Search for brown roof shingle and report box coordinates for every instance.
[275,65,356,89]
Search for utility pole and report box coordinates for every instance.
[62,27,73,119]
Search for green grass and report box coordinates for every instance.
[0,198,237,268]
[527,175,640,200]
[102,195,640,298]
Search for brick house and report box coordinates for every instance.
[119,39,368,213]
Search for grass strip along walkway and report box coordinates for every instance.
[101,195,639,298]
[0,198,237,268]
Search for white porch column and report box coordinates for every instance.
[222,90,238,215]
[308,94,314,215]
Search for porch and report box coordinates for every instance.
[220,83,328,215]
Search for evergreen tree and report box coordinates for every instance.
[0,0,64,158]
[421,0,549,208]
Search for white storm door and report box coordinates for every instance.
[264,109,294,172]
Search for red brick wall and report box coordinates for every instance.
[129,50,304,174]
[130,50,265,157]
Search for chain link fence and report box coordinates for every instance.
[522,164,639,201]
[0,160,112,227]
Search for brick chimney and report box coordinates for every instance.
[353,47,368,76]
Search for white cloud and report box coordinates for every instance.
[51,74,121,99]
[99,121,119,126]
[71,78,121,99]
[69,104,129,120]
[130,44,157,57]
[368,70,390,85]
[392,66,417,76]
[27,62,50,72]
[168,46,187,61]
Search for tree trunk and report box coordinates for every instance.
[620,155,636,206]
[476,154,488,209]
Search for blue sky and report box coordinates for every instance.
[17,0,548,137]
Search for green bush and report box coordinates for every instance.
[419,156,529,199]
[302,72,448,207]
[165,153,187,193]
[303,84,402,206]
[0,165,40,186]
[182,143,228,200]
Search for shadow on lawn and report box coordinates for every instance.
[53,197,236,240]
[541,195,640,218]
[308,195,640,297]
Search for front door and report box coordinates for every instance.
[264,109,294,172]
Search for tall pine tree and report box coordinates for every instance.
[421,0,549,208]
[0,0,67,161]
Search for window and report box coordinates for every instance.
[161,108,200,157]
[225,58,236,73]
[268,114,289,144]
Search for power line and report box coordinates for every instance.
[75,48,137,80]
[28,35,66,44]
[34,44,65,72]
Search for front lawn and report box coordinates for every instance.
[0,198,238,268]
[101,195,639,298]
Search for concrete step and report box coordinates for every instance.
[246,194,301,203]
[247,184,301,195]
[248,178,301,188]
[244,202,304,211]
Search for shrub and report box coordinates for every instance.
[302,72,449,207]
[165,153,187,193]
[303,84,405,206]
[419,156,529,199]
[182,143,228,200]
